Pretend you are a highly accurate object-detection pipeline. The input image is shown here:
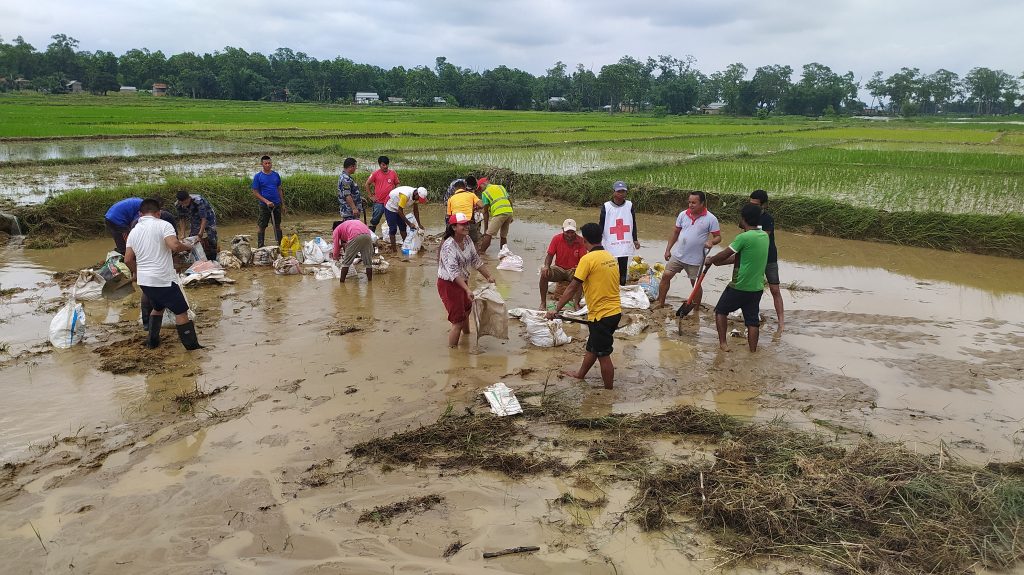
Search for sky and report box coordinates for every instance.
[3,0,1023,82]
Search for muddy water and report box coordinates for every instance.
[1,199,1023,574]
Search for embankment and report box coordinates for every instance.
[11,168,1024,257]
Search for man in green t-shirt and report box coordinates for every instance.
[705,203,769,352]
[474,177,514,254]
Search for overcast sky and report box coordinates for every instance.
[4,0,1022,81]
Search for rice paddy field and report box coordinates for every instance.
[2,93,1023,255]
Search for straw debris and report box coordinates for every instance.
[566,405,745,437]
[357,494,445,525]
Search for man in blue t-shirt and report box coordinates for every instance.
[251,155,286,248]
[104,197,144,254]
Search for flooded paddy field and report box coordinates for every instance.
[1,201,1023,574]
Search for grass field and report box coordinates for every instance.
[2,93,1023,256]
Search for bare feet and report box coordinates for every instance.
[719,344,731,352]
[561,370,584,379]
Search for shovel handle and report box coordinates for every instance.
[554,314,589,325]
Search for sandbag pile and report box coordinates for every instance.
[231,235,254,265]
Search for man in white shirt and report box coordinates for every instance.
[124,198,203,350]
[655,191,722,310]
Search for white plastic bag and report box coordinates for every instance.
[185,236,207,262]
[72,270,104,301]
[302,240,326,264]
[496,245,524,272]
[482,383,523,417]
[313,261,341,281]
[49,297,86,348]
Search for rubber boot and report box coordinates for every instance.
[176,321,203,350]
[141,299,153,330]
[146,318,162,349]
[257,231,266,249]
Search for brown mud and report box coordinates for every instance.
[0,200,1023,574]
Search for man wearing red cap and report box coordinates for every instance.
[474,177,514,254]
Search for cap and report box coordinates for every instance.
[175,190,190,201]
[613,181,628,191]
[449,212,471,225]
[477,177,489,188]
[562,218,577,232]
[415,186,428,203]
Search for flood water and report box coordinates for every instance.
[2,199,1023,574]
[0,137,253,162]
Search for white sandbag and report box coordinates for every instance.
[482,382,523,417]
[184,236,207,261]
[49,297,86,348]
[231,235,253,265]
[217,250,243,269]
[618,313,650,337]
[273,256,302,275]
[302,240,326,264]
[313,261,341,281]
[517,309,571,347]
[72,269,104,301]
[313,236,333,259]
[401,229,422,256]
[252,246,278,266]
[496,245,523,272]
[472,284,508,342]
[619,284,650,310]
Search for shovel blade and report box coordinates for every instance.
[675,302,696,317]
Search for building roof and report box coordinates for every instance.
[702,102,727,109]
[355,92,379,98]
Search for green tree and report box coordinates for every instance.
[964,67,1015,114]
[404,65,438,106]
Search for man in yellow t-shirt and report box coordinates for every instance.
[546,222,622,389]
[445,180,483,243]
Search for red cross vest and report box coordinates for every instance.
[602,200,636,258]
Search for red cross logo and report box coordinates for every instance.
[609,218,631,241]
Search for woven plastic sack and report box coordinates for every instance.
[471,284,508,342]
[49,296,85,348]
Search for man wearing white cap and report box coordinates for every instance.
[539,218,586,310]
[599,181,640,285]
[383,185,428,252]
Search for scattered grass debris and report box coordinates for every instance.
[173,385,229,411]
[299,458,338,488]
[565,405,744,437]
[442,540,465,558]
[552,492,608,510]
[357,494,444,525]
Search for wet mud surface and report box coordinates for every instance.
[1,200,1023,573]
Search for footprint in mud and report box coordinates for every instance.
[93,339,195,376]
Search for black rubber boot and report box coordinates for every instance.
[146,317,162,349]
[257,231,266,249]
[176,321,203,350]
[141,299,153,330]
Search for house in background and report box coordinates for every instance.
[65,80,83,93]
[548,96,569,110]
[354,91,379,104]
[700,102,727,115]
[119,86,138,93]
[432,96,448,106]
[152,83,168,96]
[387,96,406,105]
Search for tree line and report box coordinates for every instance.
[2,34,1022,116]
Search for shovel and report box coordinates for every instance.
[676,255,712,318]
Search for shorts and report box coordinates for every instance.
[714,286,763,327]
[257,203,282,229]
[140,283,189,315]
[485,213,513,237]
[765,261,780,286]
[665,258,701,281]
[437,278,472,324]
[547,265,574,282]
[370,203,387,229]
[468,221,481,243]
[586,313,621,357]
[384,209,408,236]
[341,233,374,267]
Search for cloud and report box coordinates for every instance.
[3,0,1023,79]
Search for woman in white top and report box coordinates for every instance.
[436,212,496,347]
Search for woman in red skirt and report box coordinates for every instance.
[437,212,496,347]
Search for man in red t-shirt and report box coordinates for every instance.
[540,218,586,310]
[365,155,400,233]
